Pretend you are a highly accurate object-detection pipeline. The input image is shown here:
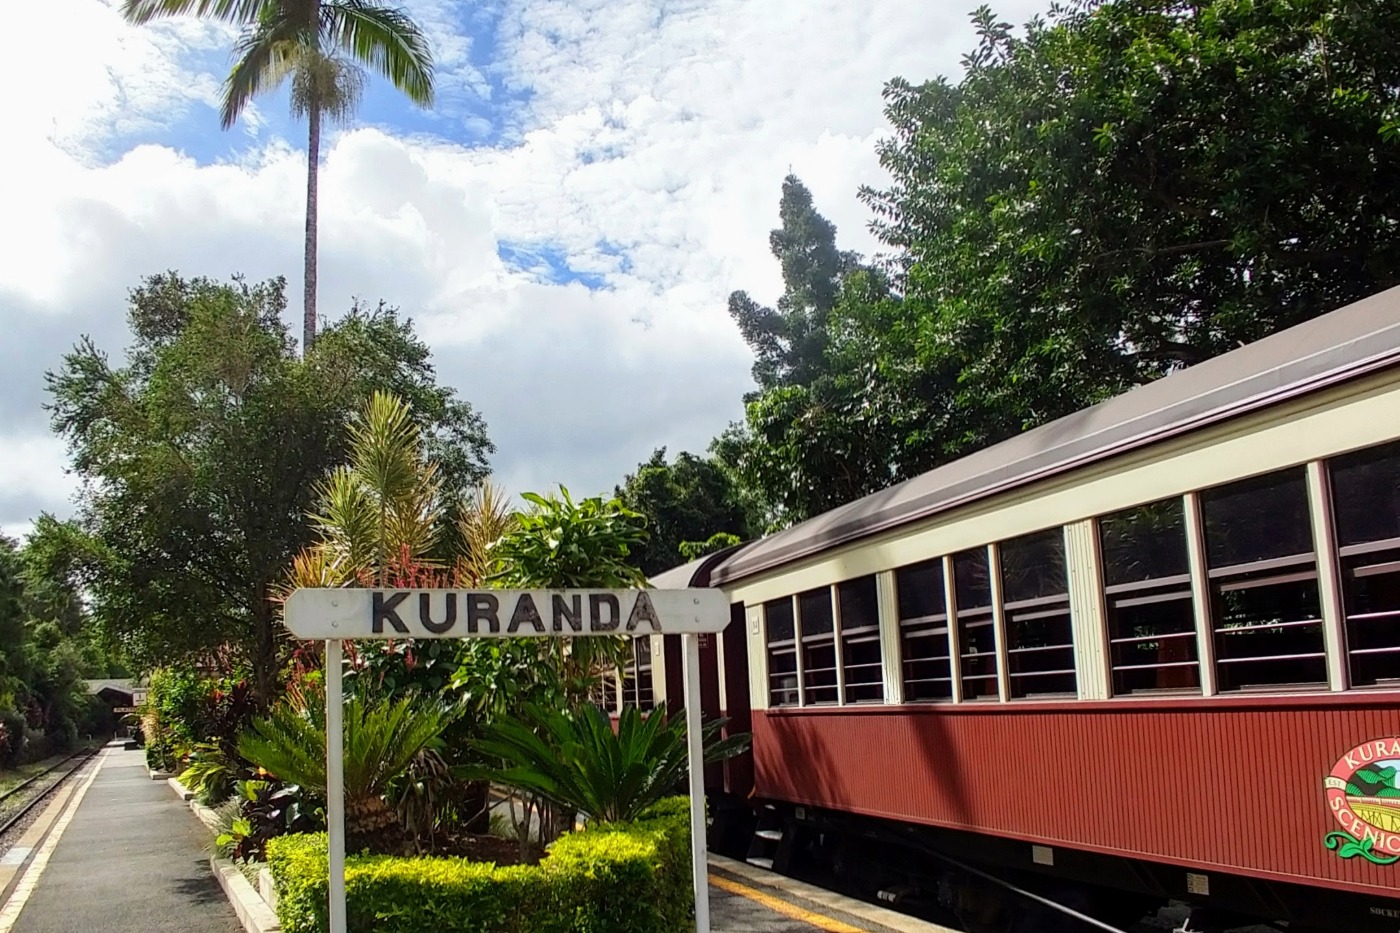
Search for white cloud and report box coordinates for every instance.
[0,0,1051,532]
[0,436,79,538]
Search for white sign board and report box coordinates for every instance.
[284,587,728,640]
[282,586,720,933]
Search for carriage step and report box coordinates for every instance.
[755,829,783,840]
[746,857,775,869]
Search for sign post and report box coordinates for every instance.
[284,587,728,933]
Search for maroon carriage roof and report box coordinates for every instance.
[649,541,751,589]
[711,285,1400,587]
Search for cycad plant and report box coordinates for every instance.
[471,702,750,825]
[121,0,435,352]
[238,691,456,852]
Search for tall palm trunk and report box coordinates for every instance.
[303,98,320,355]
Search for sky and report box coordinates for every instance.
[0,0,1048,541]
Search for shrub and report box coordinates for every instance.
[0,708,26,768]
[471,702,749,824]
[267,798,693,933]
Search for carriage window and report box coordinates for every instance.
[838,576,883,703]
[953,548,999,699]
[621,637,654,709]
[1099,498,1200,695]
[999,529,1076,698]
[896,559,953,701]
[1330,441,1400,687]
[594,669,621,714]
[1200,468,1326,691]
[799,587,839,705]
[764,597,799,707]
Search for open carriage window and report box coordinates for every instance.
[999,529,1076,699]
[764,597,799,707]
[953,548,999,699]
[1099,498,1200,695]
[621,637,654,709]
[1200,467,1326,691]
[896,559,953,701]
[838,576,883,704]
[798,587,839,705]
[1330,440,1400,688]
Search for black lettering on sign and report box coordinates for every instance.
[508,594,545,633]
[372,591,410,634]
[590,594,621,631]
[419,592,457,635]
[466,593,499,633]
[626,591,662,632]
[552,594,582,633]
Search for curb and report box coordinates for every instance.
[169,776,279,931]
[167,776,194,801]
[209,856,280,933]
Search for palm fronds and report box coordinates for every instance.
[470,703,750,825]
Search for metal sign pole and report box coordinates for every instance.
[325,639,347,933]
[681,632,710,933]
[282,588,729,933]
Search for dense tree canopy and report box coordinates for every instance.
[727,175,860,392]
[855,0,1400,456]
[614,448,754,575]
[46,274,492,700]
[709,0,1400,529]
[0,519,117,764]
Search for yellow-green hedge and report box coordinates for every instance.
[266,798,693,933]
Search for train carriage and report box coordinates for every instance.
[648,285,1400,932]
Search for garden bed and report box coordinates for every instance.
[266,798,693,933]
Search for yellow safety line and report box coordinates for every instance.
[709,872,870,933]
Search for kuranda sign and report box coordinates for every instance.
[1323,736,1400,866]
[283,587,729,640]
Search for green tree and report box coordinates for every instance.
[727,175,860,392]
[46,273,491,701]
[858,0,1400,461]
[121,0,435,351]
[614,448,753,575]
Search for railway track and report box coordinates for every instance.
[0,747,102,850]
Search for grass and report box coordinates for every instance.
[0,742,105,797]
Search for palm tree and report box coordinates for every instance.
[121,0,435,353]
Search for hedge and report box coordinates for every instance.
[266,797,694,933]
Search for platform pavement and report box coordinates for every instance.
[0,745,948,933]
[1,746,241,933]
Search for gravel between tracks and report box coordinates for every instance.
[0,754,95,857]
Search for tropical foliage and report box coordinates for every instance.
[472,703,749,825]
[239,691,458,853]
[614,448,754,574]
[651,0,1400,531]
[120,0,436,350]
[46,274,491,701]
[0,523,117,768]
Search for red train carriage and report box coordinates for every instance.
[649,285,1400,932]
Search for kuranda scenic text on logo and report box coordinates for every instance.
[1324,736,1400,866]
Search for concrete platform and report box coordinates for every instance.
[2,744,944,933]
[710,854,953,933]
[1,747,240,933]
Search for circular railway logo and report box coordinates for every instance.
[1323,737,1400,865]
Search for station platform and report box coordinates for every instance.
[0,746,948,933]
[0,745,240,933]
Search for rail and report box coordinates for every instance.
[0,746,102,840]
